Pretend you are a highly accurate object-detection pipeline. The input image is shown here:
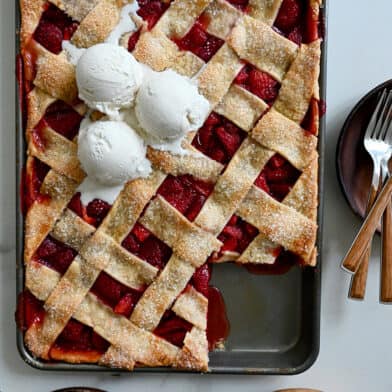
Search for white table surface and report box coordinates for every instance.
[1,1,392,391]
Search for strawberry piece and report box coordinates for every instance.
[196,35,224,62]
[275,0,302,33]
[185,194,206,221]
[122,233,140,254]
[222,224,243,239]
[243,221,258,237]
[234,66,250,86]
[33,21,63,54]
[288,26,303,45]
[137,0,168,29]
[157,176,194,214]
[44,101,83,140]
[114,293,137,317]
[248,69,280,102]
[132,223,151,242]
[189,22,208,48]
[15,291,45,331]
[269,154,287,168]
[91,272,123,307]
[60,319,85,342]
[226,0,249,11]
[68,193,84,218]
[265,167,292,183]
[86,199,111,226]
[216,126,242,156]
[255,172,270,193]
[304,1,319,43]
[270,183,292,201]
[91,331,110,352]
[204,112,221,127]
[154,312,192,347]
[209,146,227,163]
[63,22,79,40]
[227,215,238,226]
[138,236,172,269]
[181,175,214,197]
[220,237,238,253]
[192,264,211,297]
[128,29,141,52]
[36,236,76,274]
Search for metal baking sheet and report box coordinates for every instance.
[15,1,326,375]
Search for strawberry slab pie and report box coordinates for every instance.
[17,0,323,372]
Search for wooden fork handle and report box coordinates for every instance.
[381,199,392,302]
[342,176,392,273]
[348,185,378,299]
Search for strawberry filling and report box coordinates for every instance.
[173,17,224,62]
[68,193,111,227]
[255,154,301,202]
[137,0,172,29]
[216,215,259,256]
[15,290,45,331]
[128,29,141,52]
[234,64,280,104]
[192,112,247,164]
[207,286,230,350]
[52,318,110,354]
[91,271,145,317]
[273,0,320,44]
[226,0,249,11]
[157,175,214,221]
[43,101,83,140]
[21,158,50,214]
[34,235,77,274]
[154,310,193,347]
[33,3,78,54]
[122,223,172,269]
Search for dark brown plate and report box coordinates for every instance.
[336,80,392,221]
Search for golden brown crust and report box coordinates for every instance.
[71,0,120,48]
[274,40,321,123]
[227,15,298,81]
[248,0,284,25]
[252,108,318,170]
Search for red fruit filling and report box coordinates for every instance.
[154,310,193,347]
[216,215,259,256]
[192,112,247,165]
[255,154,301,201]
[137,0,171,29]
[157,175,214,221]
[33,3,78,54]
[245,250,299,275]
[173,18,224,62]
[53,318,110,353]
[207,286,230,350]
[122,223,172,269]
[68,193,111,227]
[34,235,77,274]
[273,0,320,44]
[43,101,83,140]
[275,0,303,33]
[301,97,326,135]
[15,290,45,331]
[128,29,141,52]
[226,0,249,11]
[91,271,144,317]
[191,263,211,297]
[234,64,280,104]
[21,158,50,214]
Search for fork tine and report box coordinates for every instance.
[366,89,387,140]
[379,90,392,140]
[374,90,392,139]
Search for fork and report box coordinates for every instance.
[341,89,392,298]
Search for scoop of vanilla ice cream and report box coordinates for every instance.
[76,43,143,117]
[77,120,151,187]
[135,69,210,143]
